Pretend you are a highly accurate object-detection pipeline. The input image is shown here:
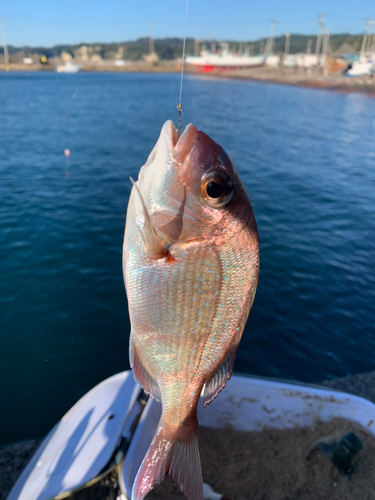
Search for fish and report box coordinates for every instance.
[122,120,259,500]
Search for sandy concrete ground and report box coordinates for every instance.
[2,371,375,499]
[0,63,41,71]
[190,65,375,94]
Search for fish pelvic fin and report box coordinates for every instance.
[132,416,203,500]
[130,177,168,261]
[130,338,161,402]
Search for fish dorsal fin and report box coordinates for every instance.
[130,177,167,261]
[202,344,237,408]
[130,337,161,402]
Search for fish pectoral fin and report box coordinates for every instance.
[130,177,167,260]
[130,337,161,402]
[202,345,238,408]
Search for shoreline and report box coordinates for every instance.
[0,61,181,73]
[1,63,375,95]
[191,66,375,95]
[2,370,375,499]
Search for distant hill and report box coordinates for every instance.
[1,34,364,61]
[3,38,197,61]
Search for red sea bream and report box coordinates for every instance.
[122,121,259,500]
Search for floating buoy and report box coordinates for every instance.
[64,149,70,157]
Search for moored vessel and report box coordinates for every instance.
[55,62,81,73]
[186,44,265,72]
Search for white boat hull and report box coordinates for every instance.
[346,60,374,77]
[55,62,81,73]
[7,372,142,500]
[186,54,265,71]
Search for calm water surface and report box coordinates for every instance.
[1,72,375,445]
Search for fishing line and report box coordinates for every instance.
[177,0,189,138]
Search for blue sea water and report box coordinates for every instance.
[1,72,375,445]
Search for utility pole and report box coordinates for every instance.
[149,20,154,55]
[361,19,369,55]
[323,27,330,55]
[0,17,9,71]
[368,19,375,52]
[315,12,326,55]
[264,19,277,55]
[284,33,290,56]
[306,38,312,54]
[360,18,375,54]
[211,32,216,54]
[194,38,200,56]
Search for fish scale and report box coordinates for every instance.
[123,120,259,500]
[130,244,222,381]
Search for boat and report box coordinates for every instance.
[55,62,81,73]
[265,54,281,67]
[7,370,375,500]
[344,58,375,77]
[186,44,265,73]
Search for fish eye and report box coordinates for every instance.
[206,181,224,198]
[200,171,234,209]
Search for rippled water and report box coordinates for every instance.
[1,72,375,445]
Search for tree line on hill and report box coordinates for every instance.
[1,34,363,61]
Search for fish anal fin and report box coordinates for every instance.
[202,345,237,408]
[130,177,167,261]
[132,416,203,500]
[130,338,161,402]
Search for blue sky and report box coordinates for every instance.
[1,0,373,47]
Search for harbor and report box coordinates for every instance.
[1,3,375,499]
[1,15,375,94]
[1,61,375,95]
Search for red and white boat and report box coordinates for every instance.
[186,44,265,73]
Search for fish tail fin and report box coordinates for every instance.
[132,416,203,500]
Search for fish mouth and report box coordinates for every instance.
[162,120,199,163]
